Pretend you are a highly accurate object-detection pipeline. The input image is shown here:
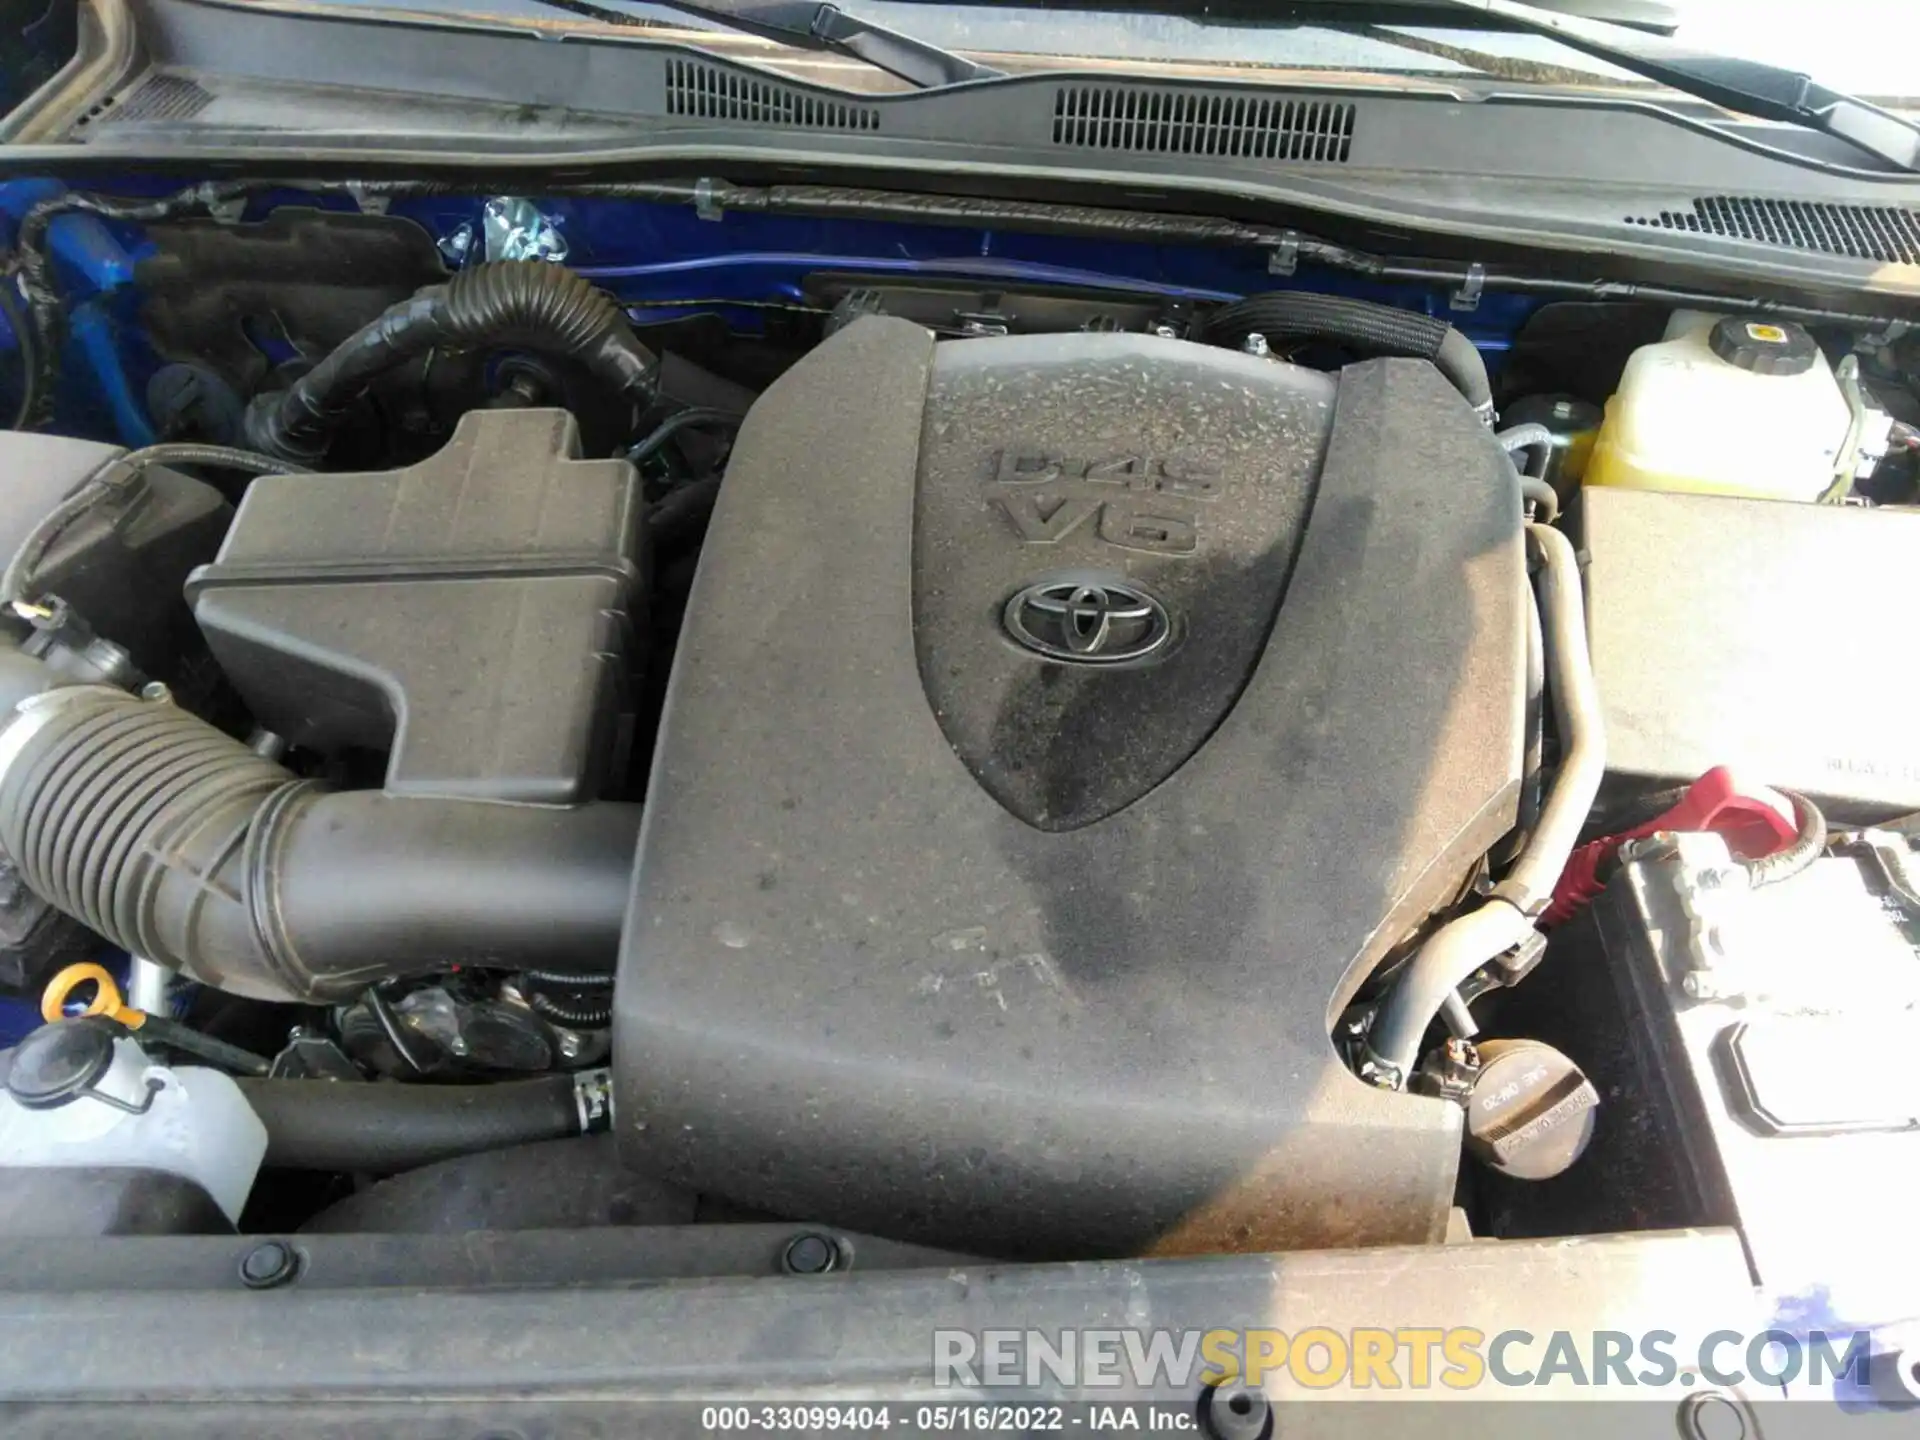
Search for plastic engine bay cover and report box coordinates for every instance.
[616,318,1526,1257]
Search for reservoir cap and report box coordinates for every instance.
[1465,1037,1600,1180]
[1709,317,1819,376]
[7,1018,118,1110]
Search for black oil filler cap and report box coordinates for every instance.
[1708,317,1820,377]
[1465,1038,1599,1181]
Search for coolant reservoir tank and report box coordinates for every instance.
[0,1018,266,1224]
[1585,312,1851,501]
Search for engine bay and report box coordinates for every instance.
[0,180,1916,1301]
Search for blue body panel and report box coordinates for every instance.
[0,182,1540,444]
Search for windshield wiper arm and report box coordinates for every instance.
[1417,0,1920,172]
[523,0,1003,89]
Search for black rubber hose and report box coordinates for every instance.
[366,986,434,1077]
[1519,475,1560,524]
[235,1074,585,1172]
[1364,524,1604,1088]
[100,441,307,478]
[527,988,613,1028]
[627,406,743,466]
[1498,423,1555,476]
[269,792,639,994]
[521,965,617,1027]
[1496,425,1562,521]
[520,968,615,987]
[0,679,640,1003]
[1737,789,1827,889]
[1198,292,1492,417]
[1491,576,1548,869]
[246,262,660,463]
[1519,578,1546,838]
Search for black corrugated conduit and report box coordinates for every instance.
[244,261,660,464]
[1199,291,1493,419]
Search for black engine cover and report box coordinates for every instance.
[616,319,1525,1257]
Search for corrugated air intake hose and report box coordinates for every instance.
[0,679,639,1003]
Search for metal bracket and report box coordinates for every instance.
[693,177,725,223]
[573,1066,614,1132]
[1657,831,1757,1004]
[437,224,475,267]
[1865,319,1912,349]
[481,196,568,264]
[1450,263,1486,313]
[1822,353,1869,502]
[343,183,390,218]
[956,313,1011,338]
[1842,830,1920,916]
[1356,1051,1404,1091]
[1267,231,1301,277]
[1454,930,1549,1008]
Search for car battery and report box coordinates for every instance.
[1561,828,1920,1314]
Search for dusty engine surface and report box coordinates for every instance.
[615,318,1529,1256]
[5,178,1920,1313]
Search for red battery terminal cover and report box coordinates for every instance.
[1544,766,1798,927]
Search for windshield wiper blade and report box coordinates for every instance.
[1419,0,1920,172]
[523,0,1004,89]
[1063,0,1682,31]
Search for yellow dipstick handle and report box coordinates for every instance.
[41,962,148,1028]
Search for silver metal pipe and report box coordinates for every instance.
[125,955,172,1015]
[1439,988,1478,1039]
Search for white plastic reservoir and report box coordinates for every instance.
[0,1019,267,1223]
[1585,311,1852,502]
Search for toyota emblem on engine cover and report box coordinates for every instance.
[1003,574,1175,665]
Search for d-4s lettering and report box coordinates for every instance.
[986,450,1216,555]
[994,450,1222,501]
